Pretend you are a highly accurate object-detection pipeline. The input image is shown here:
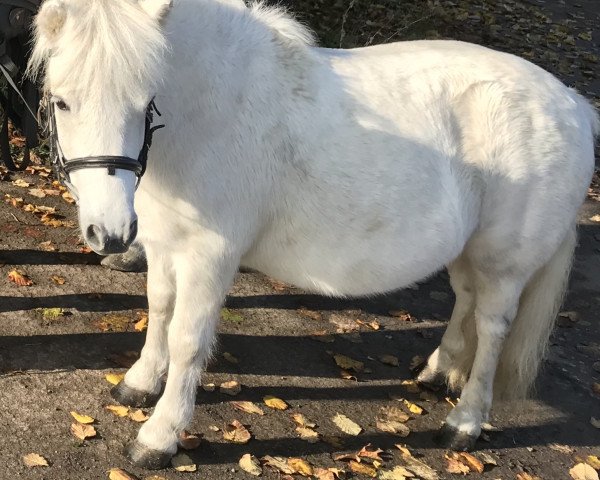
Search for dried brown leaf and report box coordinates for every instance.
[349,460,377,477]
[179,430,202,450]
[219,380,241,396]
[108,468,139,480]
[22,453,49,468]
[8,269,33,286]
[232,401,264,415]
[223,420,251,444]
[70,422,96,440]
[239,453,262,476]
[262,455,294,474]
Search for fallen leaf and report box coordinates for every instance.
[349,460,377,477]
[332,413,362,435]
[219,380,241,396]
[51,275,66,285]
[202,383,216,392]
[62,191,75,204]
[93,314,130,333]
[22,453,49,468]
[401,455,439,480]
[376,417,410,437]
[105,405,130,417]
[105,373,126,385]
[171,453,197,472]
[291,413,316,428]
[478,451,498,466]
[220,308,244,323]
[262,455,294,474]
[70,411,95,424]
[591,417,600,429]
[232,401,264,415]
[288,458,313,477]
[128,409,149,422]
[296,425,320,442]
[389,310,414,321]
[39,307,64,320]
[445,453,470,474]
[70,422,97,440]
[549,443,574,454]
[333,354,364,372]
[340,370,358,381]
[223,420,251,444]
[358,444,384,462]
[38,240,57,251]
[329,313,361,333]
[263,395,289,410]
[108,468,138,480]
[134,314,148,332]
[590,215,600,222]
[28,188,46,198]
[314,467,345,480]
[516,473,542,480]
[239,453,262,476]
[401,379,421,394]
[8,269,33,286]
[12,179,30,187]
[571,464,600,480]
[208,425,220,432]
[379,466,415,479]
[223,352,238,364]
[379,354,400,367]
[179,430,202,450]
[446,452,484,474]
[298,307,322,321]
[586,456,600,470]
[402,399,425,415]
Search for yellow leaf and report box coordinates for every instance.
[93,314,130,333]
[263,395,289,410]
[262,455,294,474]
[349,460,377,478]
[105,373,126,385]
[402,399,425,415]
[70,422,97,440]
[22,453,49,468]
[222,420,251,444]
[232,401,264,415]
[458,452,484,473]
[445,453,470,474]
[12,179,31,187]
[219,380,241,396]
[51,275,66,285]
[569,462,600,480]
[70,411,95,424]
[333,354,364,372]
[8,269,33,286]
[296,425,320,442]
[108,468,138,480]
[288,458,313,477]
[291,413,316,427]
[134,314,148,332]
[586,456,600,470]
[332,413,362,436]
[105,405,130,417]
[239,453,262,476]
[171,453,197,472]
[128,409,149,422]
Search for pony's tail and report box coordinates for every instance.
[493,226,577,398]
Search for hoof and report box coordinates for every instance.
[125,440,173,470]
[111,381,161,408]
[435,424,478,451]
[416,368,446,391]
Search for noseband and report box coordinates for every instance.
[46,97,164,197]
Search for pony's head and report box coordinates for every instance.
[29,0,170,254]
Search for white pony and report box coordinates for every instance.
[29,0,598,469]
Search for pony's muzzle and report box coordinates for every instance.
[84,219,138,255]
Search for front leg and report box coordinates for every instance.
[112,245,175,407]
[126,249,239,469]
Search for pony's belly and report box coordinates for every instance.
[243,230,462,297]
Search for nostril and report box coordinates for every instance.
[85,224,104,249]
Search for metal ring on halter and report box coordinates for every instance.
[45,95,164,200]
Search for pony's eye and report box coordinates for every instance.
[55,99,70,111]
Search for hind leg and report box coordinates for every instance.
[437,267,527,450]
[417,255,475,389]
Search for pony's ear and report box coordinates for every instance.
[139,0,172,22]
[35,0,67,44]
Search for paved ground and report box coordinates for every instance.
[0,1,599,479]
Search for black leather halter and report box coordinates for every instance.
[46,97,164,197]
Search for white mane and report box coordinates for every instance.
[28,0,167,106]
[248,2,316,47]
